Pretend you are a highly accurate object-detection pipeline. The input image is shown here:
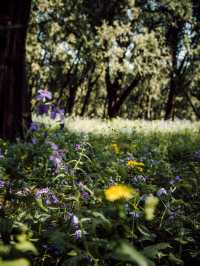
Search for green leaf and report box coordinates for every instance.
[0,258,30,266]
[15,241,38,255]
[35,198,48,212]
[169,253,183,265]
[142,243,171,259]
[113,241,148,266]
[67,250,78,256]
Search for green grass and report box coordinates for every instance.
[0,118,200,265]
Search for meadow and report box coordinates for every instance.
[0,118,200,266]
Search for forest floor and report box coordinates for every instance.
[0,118,200,266]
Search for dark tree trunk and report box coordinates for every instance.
[80,78,93,116]
[164,76,176,120]
[66,86,77,115]
[0,1,32,140]
[105,65,141,118]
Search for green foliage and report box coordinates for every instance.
[26,0,200,119]
[0,119,200,265]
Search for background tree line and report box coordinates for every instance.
[28,0,200,120]
[0,0,200,139]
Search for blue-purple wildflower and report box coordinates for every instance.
[37,104,49,115]
[129,211,140,219]
[35,188,49,199]
[156,188,167,197]
[75,144,81,150]
[44,192,59,205]
[30,122,39,132]
[71,215,79,228]
[170,175,183,185]
[31,138,37,144]
[36,89,52,102]
[0,180,5,188]
[74,229,82,240]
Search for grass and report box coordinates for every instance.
[0,118,200,266]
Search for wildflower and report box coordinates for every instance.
[46,141,59,151]
[37,104,49,115]
[0,180,5,188]
[36,89,52,102]
[156,188,167,197]
[82,191,90,200]
[50,106,65,124]
[111,143,120,154]
[31,138,37,144]
[127,160,144,168]
[175,175,182,182]
[29,122,39,132]
[35,188,49,199]
[71,215,79,228]
[74,229,82,240]
[144,195,159,221]
[75,144,81,150]
[49,149,65,173]
[105,184,135,202]
[170,175,183,185]
[129,211,140,219]
[44,192,59,205]
[50,105,58,120]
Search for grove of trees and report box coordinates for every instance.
[1,0,200,139]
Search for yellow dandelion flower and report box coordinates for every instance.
[127,160,144,169]
[111,143,120,154]
[105,184,135,202]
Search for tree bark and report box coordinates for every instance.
[164,75,176,120]
[0,1,32,140]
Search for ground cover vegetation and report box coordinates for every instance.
[0,103,200,265]
[0,1,200,265]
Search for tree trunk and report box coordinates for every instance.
[0,1,32,140]
[164,76,176,120]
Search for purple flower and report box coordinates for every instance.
[48,141,65,172]
[75,144,81,150]
[49,149,65,173]
[50,105,58,120]
[175,175,182,182]
[30,122,39,132]
[36,89,52,102]
[44,192,59,205]
[156,188,167,197]
[129,211,140,219]
[46,141,59,151]
[31,138,37,144]
[0,180,5,188]
[74,229,82,240]
[50,106,65,125]
[49,193,59,204]
[37,104,49,115]
[35,187,49,199]
[71,215,79,227]
[170,175,183,185]
[82,191,90,200]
